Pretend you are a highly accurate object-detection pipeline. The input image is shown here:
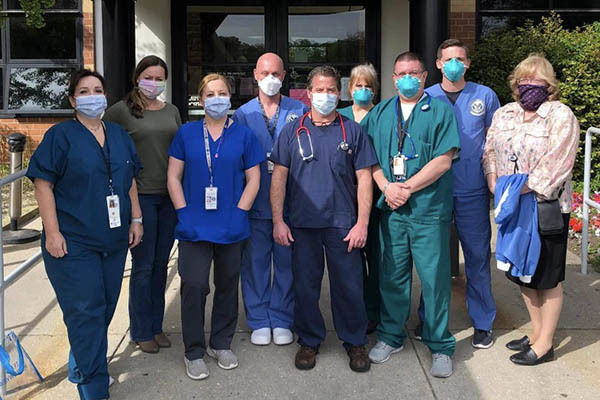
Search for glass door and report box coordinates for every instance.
[186,5,265,118]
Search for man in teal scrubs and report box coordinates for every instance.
[363,52,460,378]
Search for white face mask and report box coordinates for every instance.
[258,74,282,97]
[311,92,338,116]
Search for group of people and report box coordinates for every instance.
[26,37,579,400]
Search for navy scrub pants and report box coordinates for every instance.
[290,227,368,350]
[129,194,177,342]
[178,240,244,360]
[418,193,496,331]
[241,218,294,330]
[43,238,127,400]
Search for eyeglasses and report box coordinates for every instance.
[518,78,547,86]
[393,71,423,78]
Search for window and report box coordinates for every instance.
[477,1,600,40]
[288,6,366,107]
[186,5,265,117]
[0,1,82,114]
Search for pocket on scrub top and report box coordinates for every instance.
[229,206,249,238]
[175,206,194,240]
[329,148,354,180]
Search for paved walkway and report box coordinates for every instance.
[4,216,600,400]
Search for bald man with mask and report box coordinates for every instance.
[233,53,308,346]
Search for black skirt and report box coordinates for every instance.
[506,213,570,290]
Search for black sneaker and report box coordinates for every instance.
[472,329,494,349]
[414,323,423,341]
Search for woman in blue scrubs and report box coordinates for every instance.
[167,73,264,380]
[337,63,381,334]
[27,69,143,400]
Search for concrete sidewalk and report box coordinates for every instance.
[4,216,600,400]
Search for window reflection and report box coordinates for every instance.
[7,0,78,9]
[10,15,77,60]
[187,6,264,116]
[9,68,73,110]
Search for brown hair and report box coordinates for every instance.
[348,63,379,98]
[437,39,470,60]
[125,55,169,118]
[508,53,559,101]
[198,73,232,98]
[394,52,425,71]
[307,65,341,91]
[68,69,105,98]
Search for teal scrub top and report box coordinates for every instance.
[27,120,142,252]
[363,95,461,223]
[337,105,371,128]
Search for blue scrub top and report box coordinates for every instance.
[27,119,142,253]
[233,96,308,220]
[270,115,378,229]
[426,82,500,196]
[169,119,265,244]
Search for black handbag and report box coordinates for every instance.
[537,199,564,235]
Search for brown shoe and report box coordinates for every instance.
[295,346,318,370]
[154,332,172,348]
[135,340,159,353]
[348,345,371,372]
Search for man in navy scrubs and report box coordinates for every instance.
[234,53,308,346]
[270,65,378,373]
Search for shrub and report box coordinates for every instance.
[469,13,600,191]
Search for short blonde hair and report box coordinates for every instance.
[198,73,231,97]
[509,53,559,101]
[348,63,379,98]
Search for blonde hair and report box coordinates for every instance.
[348,63,379,98]
[198,73,231,97]
[509,53,559,101]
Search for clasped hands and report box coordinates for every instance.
[385,181,411,210]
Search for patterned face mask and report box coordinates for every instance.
[518,84,549,111]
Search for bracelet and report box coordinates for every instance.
[131,217,143,224]
[383,182,390,195]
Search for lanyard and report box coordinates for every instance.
[76,118,113,195]
[258,96,281,138]
[394,97,417,159]
[203,119,229,187]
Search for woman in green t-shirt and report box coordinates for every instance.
[104,55,182,354]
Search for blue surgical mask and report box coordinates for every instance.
[443,58,466,82]
[311,92,338,116]
[75,94,107,118]
[204,96,231,119]
[396,75,421,99]
[352,88,373,106]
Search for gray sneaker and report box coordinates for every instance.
[430,353,453,378]
[207,347,239,370]
[184,356,209,380]
[368,341,404,363]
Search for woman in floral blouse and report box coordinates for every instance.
[482,54,579,366]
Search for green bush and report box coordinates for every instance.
[469,13,600,191]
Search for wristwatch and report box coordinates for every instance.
[131,217,143,224]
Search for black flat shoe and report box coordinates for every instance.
[510,346,554,365]
[506,336,530,351]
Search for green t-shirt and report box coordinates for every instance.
[363,95,461,223]
[104,100,182,195]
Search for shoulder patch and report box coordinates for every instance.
[286,112,300,123]
[470,99,485,116]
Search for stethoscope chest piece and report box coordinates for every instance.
[339,141,349,152]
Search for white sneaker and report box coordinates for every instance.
[272,328,294,345]
[250,327,271,345]
[109,375,115,387]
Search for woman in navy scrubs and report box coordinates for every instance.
[167,73,263,380]
[27,69,143,400]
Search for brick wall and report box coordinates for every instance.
[450,0,476,53]
[0,0,95,161]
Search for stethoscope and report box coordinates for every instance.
[296,111,349,161]
[393,94,432,160]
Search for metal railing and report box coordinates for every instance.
[0,169,42,397]
[581,127,600,275]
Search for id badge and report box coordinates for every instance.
[205,186,218,210]
[106,194,121,229]
[267,152,274,174]
[393,155,406,180]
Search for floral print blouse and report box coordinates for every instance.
[482,100,579,213]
